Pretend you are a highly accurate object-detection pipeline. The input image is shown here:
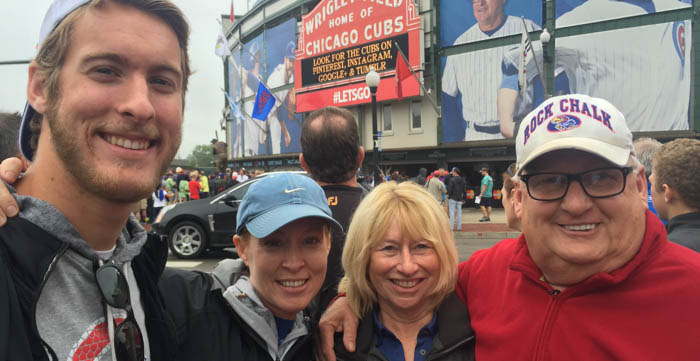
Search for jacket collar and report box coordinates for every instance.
[666,211,700,233]
[349,292,474,356]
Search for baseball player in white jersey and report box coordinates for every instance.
[241,42,265,156]
[442,0,539,141]
[265,41,295,154]
[555,0,691,131]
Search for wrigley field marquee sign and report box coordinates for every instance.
[294,0,422,112]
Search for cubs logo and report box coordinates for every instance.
[673,21,686,67]
[547,114,581,133]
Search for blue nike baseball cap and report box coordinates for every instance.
[20,0,91,160]
[236,172,341,238]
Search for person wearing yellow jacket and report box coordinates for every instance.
[199,171,210,198]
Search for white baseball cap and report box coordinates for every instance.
[19,0,91,160]
[515,94,634,173]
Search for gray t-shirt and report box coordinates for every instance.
[15,194,151,361]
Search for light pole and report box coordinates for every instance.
[365,66,380,180]
[540,28,552,98]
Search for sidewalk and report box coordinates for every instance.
[454,206,521,261]
[458,206,517,232]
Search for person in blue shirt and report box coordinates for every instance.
[333,181,474,361]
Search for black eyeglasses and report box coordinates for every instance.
[95,260,145,361]
[520,167,633,201]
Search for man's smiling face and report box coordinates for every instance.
[514,150,646,284]
[40,1,183,202]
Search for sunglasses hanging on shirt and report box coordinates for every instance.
[94,260,145,361]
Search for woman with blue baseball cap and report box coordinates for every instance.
[159,172,341,361]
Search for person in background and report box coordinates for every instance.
[633,137,664,223]
[447,167,466,232]
[199,170,210,199]
[649,138,700,252]
[333,181,474,360]
[179,172,190,202]
[238,167,249,182]
[134,198,148,226]
[413,168,428,186]
[188,171,201,201]
[478,168,493,222]
[501,163,520,230]
[299,106,367,313]
[174,166,186,202]
[425,170,447,206]
[152,184,168,224]
[165,171,177,204]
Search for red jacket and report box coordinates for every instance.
[188,179,201,200]
[457,211,700,361]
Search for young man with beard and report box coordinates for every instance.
[0,0,191,359]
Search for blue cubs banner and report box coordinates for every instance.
[252,82,275,121]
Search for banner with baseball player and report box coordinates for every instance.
[440,0,543,142]
[440,0,692,143]
[556,0,690,27]
[238,33,267,156]
[552,0,692,132]
[227,48,244,158]
[264,17,302,155]
[229,47,242,103]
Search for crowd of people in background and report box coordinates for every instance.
[130,166,267,228]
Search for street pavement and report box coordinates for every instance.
[166,206,521,272]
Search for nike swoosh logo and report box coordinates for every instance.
[284,188,305,193]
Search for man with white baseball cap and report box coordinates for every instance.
[316,94,700,361]
[0,0,191,360]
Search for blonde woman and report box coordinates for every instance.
[334,181,474,361]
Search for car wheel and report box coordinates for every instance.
[168,221,207,259]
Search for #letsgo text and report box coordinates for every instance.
[333,86,371,104]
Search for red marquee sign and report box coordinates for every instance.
[294,0,422,113]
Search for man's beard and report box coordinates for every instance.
[44,99,179,204]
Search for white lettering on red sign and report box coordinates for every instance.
[333,87,371,105]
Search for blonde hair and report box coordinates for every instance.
[341,181,458,318]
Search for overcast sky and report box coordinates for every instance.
[0,0,250,159]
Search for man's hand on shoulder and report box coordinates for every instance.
[316,296,358,361]
[0,157,23,226]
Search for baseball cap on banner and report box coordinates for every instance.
[19,0,91,160]
[515,94,634,174]
[235,172,342,238]
[285,41,296,59]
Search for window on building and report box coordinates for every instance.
[411,101,422,131]
[383,104,392,134]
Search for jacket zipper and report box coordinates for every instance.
[33,243,69,361]
[533,289,562,361]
